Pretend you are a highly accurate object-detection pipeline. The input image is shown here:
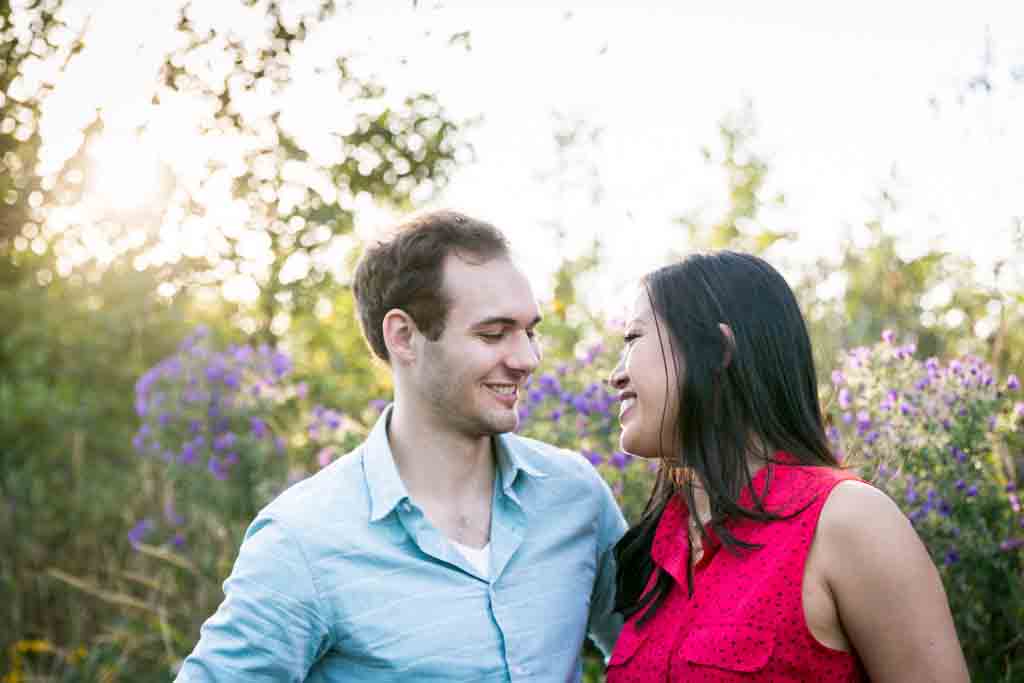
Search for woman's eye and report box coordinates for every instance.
[480,332,503,341]
[624,332,640,344]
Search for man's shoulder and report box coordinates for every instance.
[261,444,368,526]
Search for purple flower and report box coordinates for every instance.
[128,518,154,548]
[572,395,591,416]
[171,532,186,549]
[944,548,960,565]
[251,417,268,439]
[1015,402,1024,419]
[208,456,228,481]
[213,431,236,451]
[269,350,292,379]
[296,382,309,399]
[164,501,185,526]
[179,442,197,465]
[274,435,286,454]
[528,389,544,405]
[826,426,840,443]
[225,452,239,465]
[905,481,917,504]
[223,371,241,390]
[831,370,845,386]
[584,450,604,466]
[966,485,978,497]
[549,409,562,422]
[950,446,966,463]
[864,430,879,444]
[205,360,225,382]
[881,329,896,344]
[955,479,967,491]
[925,357,940,373]
[610,451,631,470]
[1000,538,1024,552]
[369,399,389,413]
[838,388,851,410]
[539,374,561,395]
[1008,374,1021,391]
[132,425,150,453]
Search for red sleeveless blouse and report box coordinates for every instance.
[606,454,869,682]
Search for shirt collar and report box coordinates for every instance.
[651,452,795,582]
[493,432,547,500]
[363,405,547,522]
[363,405,410,522]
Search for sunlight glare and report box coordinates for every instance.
[87,133,165,213]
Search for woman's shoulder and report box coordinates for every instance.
[816,479,915,556]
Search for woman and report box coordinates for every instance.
[605,252,969,682]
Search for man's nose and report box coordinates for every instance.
[507,332,541,373]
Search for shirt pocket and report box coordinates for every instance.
[675,622,776,677]
[606,624,650,668]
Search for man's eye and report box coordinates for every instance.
[479,332,503,341]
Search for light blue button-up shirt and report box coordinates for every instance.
[177,406,627,682]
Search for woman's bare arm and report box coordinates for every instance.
[818,480,970,682]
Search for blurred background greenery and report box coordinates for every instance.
[2,1,1022,681]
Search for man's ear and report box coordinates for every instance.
[383,309,419,365]
[718,322,735,369]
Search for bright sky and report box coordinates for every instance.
[25,0,1024,312]
[360,1,1024,306]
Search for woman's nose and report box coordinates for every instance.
[606,358,628,391]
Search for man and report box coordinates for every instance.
[177,210,627,681]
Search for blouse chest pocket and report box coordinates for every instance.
[673,623,781,680]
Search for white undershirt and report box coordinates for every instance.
[450,539,491,577]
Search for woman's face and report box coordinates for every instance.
[609,289,681,459]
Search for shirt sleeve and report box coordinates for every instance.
[586,471,629,657]
[175,515,332,682]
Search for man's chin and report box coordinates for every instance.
[476,408,518,435]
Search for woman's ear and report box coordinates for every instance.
[718,323,735,369]
[383,309,419,365]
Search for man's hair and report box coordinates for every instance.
[352,209,510,362]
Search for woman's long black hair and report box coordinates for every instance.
[613,251,839,625]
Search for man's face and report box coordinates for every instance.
[413,254,542,437]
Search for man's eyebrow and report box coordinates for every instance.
[473,315,543,328]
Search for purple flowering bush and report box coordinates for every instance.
[515,340,657,525]
[129,326,313,571]
[829,331,1023,676]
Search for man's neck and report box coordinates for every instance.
[386,397,496,506]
